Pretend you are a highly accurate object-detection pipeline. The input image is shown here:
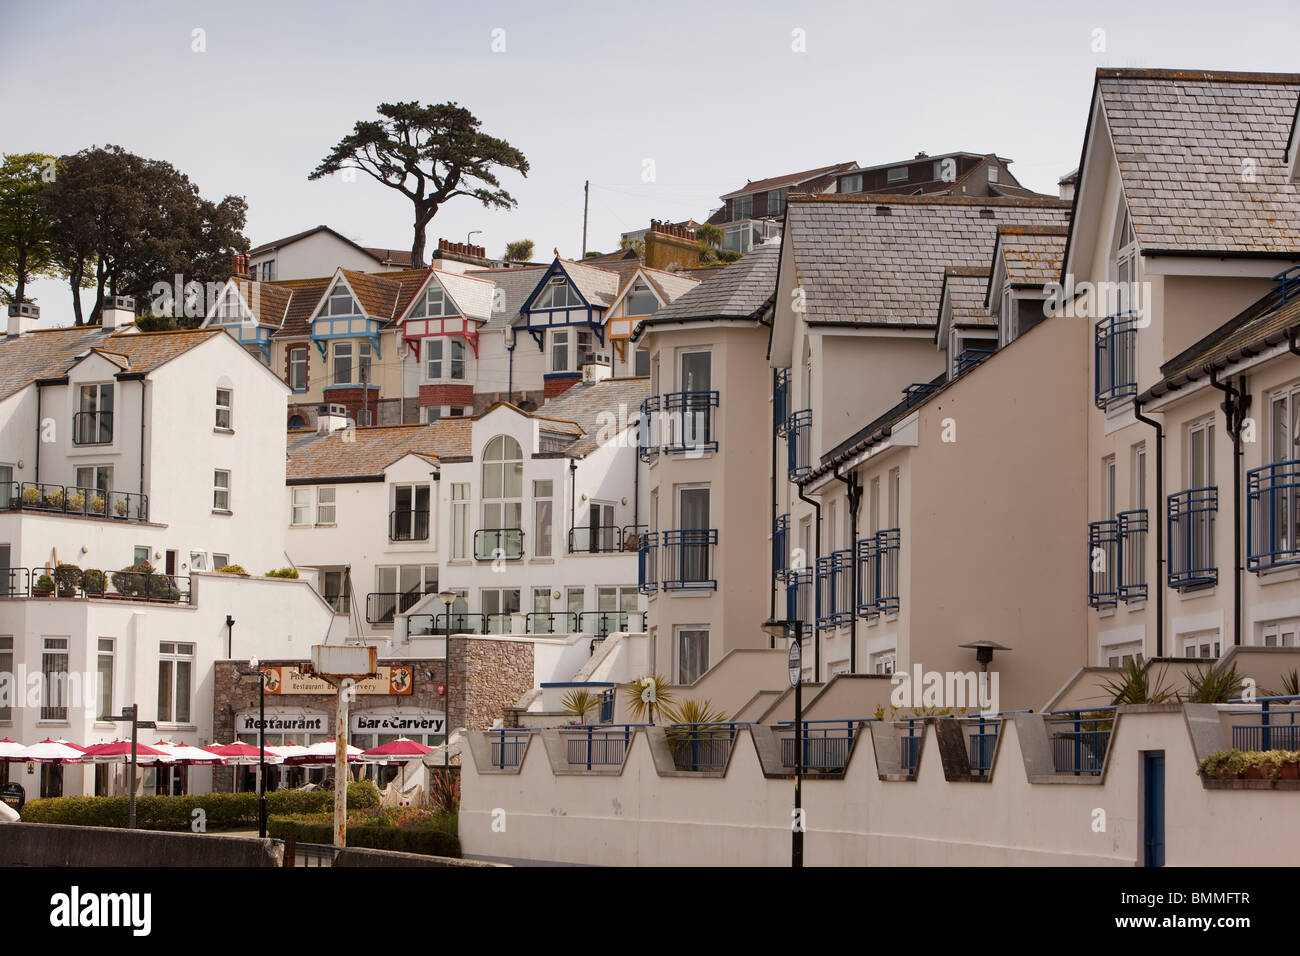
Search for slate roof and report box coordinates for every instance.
[557,258,624,309]
[720,162,857,200]
[286,421,473,481]
[785,194,1071,328]
[429,270,496,322]
[466,266,548,331]
[636,240,781,331]
[538,376,652,456]
[0,327,220,401]
[638,267,700,305]
[996,226,1069,288]
[939,268,992,329]
[1095,68,1300,255]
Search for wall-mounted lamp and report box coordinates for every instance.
[16,460,23,470]
[621,497,628,506]
[552,590,561,600]
[80,546,88,554]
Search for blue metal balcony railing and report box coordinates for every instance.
[855,528,900,618]
[787,409,812,481]
[489,729,531,768]
[785,567,813,633]
[474,528,524,561]
[903,382,940,407]
[954,347,995,377]
[1247,460,1300,572]
[7,482,148,522]
[1117,508,1148,601]
[638,531,658,595]
[774,368,790,436]
[73,410,113,446]
[638,396,660,463]
[1088,519,1119,609]
[661,529,717,590]
[562,725,644,770]
[1227,695,1300,751]
[776,719,870,772]
[961,715,1001,776]
[816,550,853,629]
[1094,311,1139,410]
[1275,264,1300,306]
[899,718,925,774]
[662,390,720,454]
[599,689,615,723]
[856,535,878,618]
[667,722,746,771]
[1047,708,1115,776]
[1168,487,1217,588]
[773,514,790,581]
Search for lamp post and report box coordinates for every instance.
[438,589,458,771]
[237,657,268,838]
[101,705,156,830]
[762,617,804,868]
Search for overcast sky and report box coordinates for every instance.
[5,0,1299,323]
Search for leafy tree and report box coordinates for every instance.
[618,236,644,257]
[0,152,59,305]
[41,146,247,326]
[693,222,741,266]
[503,239,534,262]
[310,101,529,268]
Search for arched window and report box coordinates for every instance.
[480,435,523,558]
[288,415,306,430]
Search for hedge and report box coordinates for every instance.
[269,814,461,858]
[20,780,379,830]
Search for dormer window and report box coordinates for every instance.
[840,173,863,194]
[323,285,361,317]
[624,282,659,317]
[1110,202,1139,316]
[987,165,999,183]
[886,166,907,184]
[534,277,583,310]
[409,284,456,319]
[732,196,753,221]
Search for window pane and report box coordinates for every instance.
[158,660,173,721]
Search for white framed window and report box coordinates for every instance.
[333,341,352,385]
[886,166,907,184]
[481,588,521,634]
[356,408,373,427]
[260,260,275,282]
[76,383,114,445]
[888,468,900,528]
[425,338,467,381]
[551,329,570,372]
[1188,419,1215,489]
[1180,630,1221,660]
[391,483,431,541]
[214,470,231,511]
[451,483,470,560]
[1260,620,1300,647]
[133,546,150,566]
[566,586,585,617]
[676,627,709,684]
[533,479,553,557]
[481,435,523,539]
[74,465,113,498]
[1104,640,1143,668]
[409,284,456,319]
[1132,444,1146,511]
[97,638,114,721]
[317,487,336,524]
[291,488,312,526]
[870,650,896,675]
[987,164,999,183]
[157,642,194,723]
[624,282,659,317]
[215,387,232,429]
[535,278,583,310]
[323,284,360,317]
[840,173,863,193]
[189,550,210,572]
[731,196,752,221]
[289,349,308,392]
[41,637,69,721]
[213,552,230,569]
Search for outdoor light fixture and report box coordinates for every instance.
[958,640,1011,669]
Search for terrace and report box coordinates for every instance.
[5,481,149,522]
[1,565,191,604]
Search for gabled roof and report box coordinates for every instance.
[607,266,700,317]
[938,268,992,330]
[553,258,623,309]
[274,267,433,337]
[784,193,1070,328]
[0,327,221,402]
[634,240,781,336]
[463,266,548,331]
[720,162,857,201]
[204,278,294,329]
[249,225,424,268]
[1091,68,1300,255]
[993,225,1069,289]
[286,421,473,482]
[537,376,652,456]
[850,151,1012,175]
[268,277,333,338]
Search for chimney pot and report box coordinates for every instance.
[101,296,135,331]
[7,302,39,337]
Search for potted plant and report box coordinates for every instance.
[622,674,675,726]
[113,498,128,518]
[561,688,602,725]
[32,574,54,597]
[110,561,154,599]
[44,487,64,510]
[53,563,82,597]
[82,569,106,596]
[66,490,86,513]
[21,486,41,507]
[88,494,106,516]
[215,564,247,575]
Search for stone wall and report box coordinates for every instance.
[463,639,535,732]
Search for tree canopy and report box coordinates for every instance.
[0,152,59,306]
[309,101,529,267]
[503,238,534,262]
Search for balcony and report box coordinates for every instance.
[568,524,645,554]
[661,528,717,590]
[474,528,524,562]
[562,725,639,770]
[774,368,790,436]
[488,728,531,769]
[638,396,659,463]
[785,567,813,633]
[1094,311,1139,410]
[2,565,190,604]
[954,347,995,377]
[365,590,424,625]
[388,509,430,542]
[902,382,939,407]
[638,531,658,594]
[525,611,578,634]
[578,609,648,637]
[816,550,853,629]
[1088,519,1118,609]
[6,482,148,522]
[786,409,812,481]
[1117,509,1148,601]
[773,513,790,581]
[662,390,719,455]
[73,410,113,446]
[1228,695,1300,751]
[1248,460,1300,572]
[1047,708,1114,776]
[776,719,867,772]
[667,722,745,772]
[1168,487,1217,588]
[856,528,901,618]
[407,612,488,635]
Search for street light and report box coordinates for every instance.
[761,617,804,868]
[101,704,156,830]
[236,657,269,838]
[438,589,457,772]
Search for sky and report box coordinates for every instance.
[4,0,1300,324]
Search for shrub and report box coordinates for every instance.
[265,567,299,578]
[114,499,128,517]
[215,565,247,575]
[20,780,379,829]
[268,806,460,858]
[89,494,106,515]
[21,486,41,506]
[34,574,54,593]
[82,569,106,594]
[53,563,81,592]
[67,490,86,511]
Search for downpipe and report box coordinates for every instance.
[1209,369,1249,648]
[1133,400,1165,656]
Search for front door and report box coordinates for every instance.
[1143,751,1165,867]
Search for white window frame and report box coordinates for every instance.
[289,348,308,392]
[291,488,312,526]
[157,642,195,724]
[214,470,231,512]
[317,486,336,525]
[215,387,233,430]
[675,626,710,684]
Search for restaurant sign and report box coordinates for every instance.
[350,710,445,736]
[260,664,414,696]
[236,711,328,734]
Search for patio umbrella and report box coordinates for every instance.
[361,737,433,763]
[266,743,310,762]
[284,740,363,765]
[81,739,169,763]
[0,738,29,762]
[22,738,88,763]
[152,741,228,765]
[204,742,283,765]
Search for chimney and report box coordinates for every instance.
[316,403,351,434]
[232,253,251,279]
[581,354,613,384]
[101,295,134,331]
[7,302,39,337]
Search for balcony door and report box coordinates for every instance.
[1269,387,1300,560]
[481,435,523,558]
[679,487,710,584]
[587,502,615,552]
[679,351,711,448]
[375,565,430,623]
[391,483,430,541]
[1187,420,1215,576]
[78,384,113,444]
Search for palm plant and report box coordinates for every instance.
[560,688,602,725]
[1099,657,1176,705]
[623,675,675,726]
[1183,662,1244,704]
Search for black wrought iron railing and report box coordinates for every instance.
[388,509,430,542]
[7,482,148,522]
[474,528,524,561]
[365,590,424,624]
[73,410,113,445]
[5,565,190,604]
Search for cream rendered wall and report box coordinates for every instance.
[250,231,397,281]
[817,333,943,453]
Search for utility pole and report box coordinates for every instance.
[582,180,589,259]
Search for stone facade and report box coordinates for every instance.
[462,639,536,733]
